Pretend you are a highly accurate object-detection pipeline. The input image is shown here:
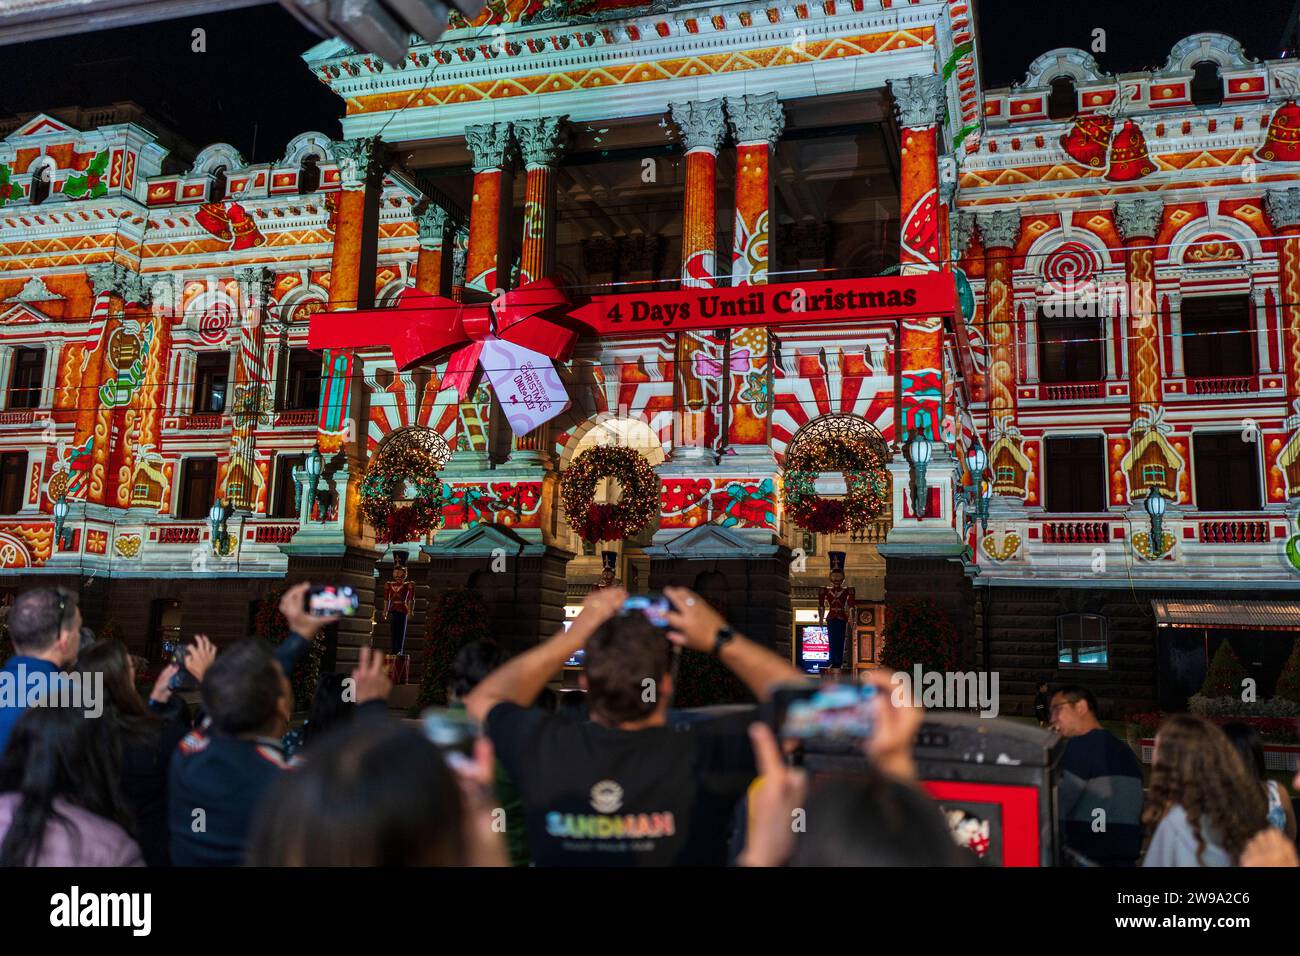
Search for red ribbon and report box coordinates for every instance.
[306,277,576,399]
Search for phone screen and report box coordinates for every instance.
[778,683,880,744]
[620,594,671,629]
[305,585,359,617]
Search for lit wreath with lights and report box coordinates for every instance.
[561,445,660,543]
[359,428,450,543]
[781,432,889,535]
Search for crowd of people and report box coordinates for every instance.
[0,582,1296,867]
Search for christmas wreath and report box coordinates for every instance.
[359,439,445,543]
[561,445,660,543]
[781,433,888,534]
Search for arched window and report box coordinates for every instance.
[1190,61,1223,107]
[1047,76,1078,120]
[209,165,228,203]
[298,154,320,195]
[29,158,53,205]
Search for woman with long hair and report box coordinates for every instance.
[1142,714,1269,866]
[77,636,215,866]
[248,718,503,866]
[1222,721,1297,842]
[0,705,142,866]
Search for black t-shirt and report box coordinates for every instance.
[485,703,758,866]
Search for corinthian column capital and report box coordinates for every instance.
[1114,198,1164,244]
[1266,187,1300,232]
[725,93,785,148]
[977,210,1021,251]
[416,205,450,250]
[464,122,515,173]
[889,75,944,130]
[669,99,727,154]
[515,115,568,168]
[328,137,384,191]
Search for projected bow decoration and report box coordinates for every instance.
[308,278,576,434]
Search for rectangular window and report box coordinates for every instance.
[283,350,322,411]
[1141,464,1166,485]
[1037,311,1103,383]
[1193,432,1260,511]
[1058,613,1108,669]
[1044,436,1105,513]
[147,599,182,665]
[1181,295,1253,379]
[177,457,218,519]
[270,454,304,518]
[0,452,26,514]
[7,347,44,409]
[193,353,228,414]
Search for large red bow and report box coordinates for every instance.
[306,277,576,399]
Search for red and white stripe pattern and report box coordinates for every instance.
[79,291,113,374]
[366,367,456,455]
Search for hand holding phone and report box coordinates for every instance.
[304,584,359,618]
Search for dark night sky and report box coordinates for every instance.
[0,0,1294,161]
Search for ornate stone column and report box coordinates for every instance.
[463,122,515,296]
[414,205,450,296]
[515,115,567,286]
[1115,197,1173,505]
[103,275,155,510]
[1267,188,1300,406]
[977,210,1025,499]
[1115,198,1164,416]
[221,266,274,512]
[69,263,133,506]
[668,99,728,459]
[319,136,383,459]
[722,93,784,460]
[889,75,944,274]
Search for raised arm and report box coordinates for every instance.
[663,587,802,701]
[463,587,626,725]
[275,582,340,676]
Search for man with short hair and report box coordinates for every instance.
[1050,684,1144,866]
[168,582,370,866]
[0,588,82,754]
[465,586,802,866]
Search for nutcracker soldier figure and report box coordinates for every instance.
[819,551,856,672]
[381,552,415,656]
[593,551,621,591]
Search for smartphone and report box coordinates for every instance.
[420,707,479,772]
[167,642,196,692]
[620,594,672,629]
[770,681,880,746]
[305,584,359,617]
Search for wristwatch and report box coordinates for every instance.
[711,625,736,657]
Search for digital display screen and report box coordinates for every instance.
[798,625,830,673]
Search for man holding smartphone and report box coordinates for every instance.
[464,586,802,866]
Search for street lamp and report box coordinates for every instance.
[906,430,932,519]
[979,476,994,535]
[965,443,988,481]
[209,498,233,556]
[304,444,327,521]
[1144,484,1167,552]
[52,494,73,550]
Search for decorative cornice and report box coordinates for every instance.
[669,98,726,154]
[1114,198,1164,243]
[327,137,384,191]
[416,205,450,249]
[514,115,568,167]
[976,210,1021,250]
[1266,187,1300,232]
[464,122,515,173]
[725,92,784,148]
[888,74,943,130]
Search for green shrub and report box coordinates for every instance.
[418,588,491,708]
[1198,640,1248,700]
[879,599,961,674]
[1275,640,1300,703]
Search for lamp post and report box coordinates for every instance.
[209,498,233,556]
[979,476,993,535]
[304,444,326,521]
[52,493,73,550]
[1144,484,1167,552]
[905,430,932,519]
